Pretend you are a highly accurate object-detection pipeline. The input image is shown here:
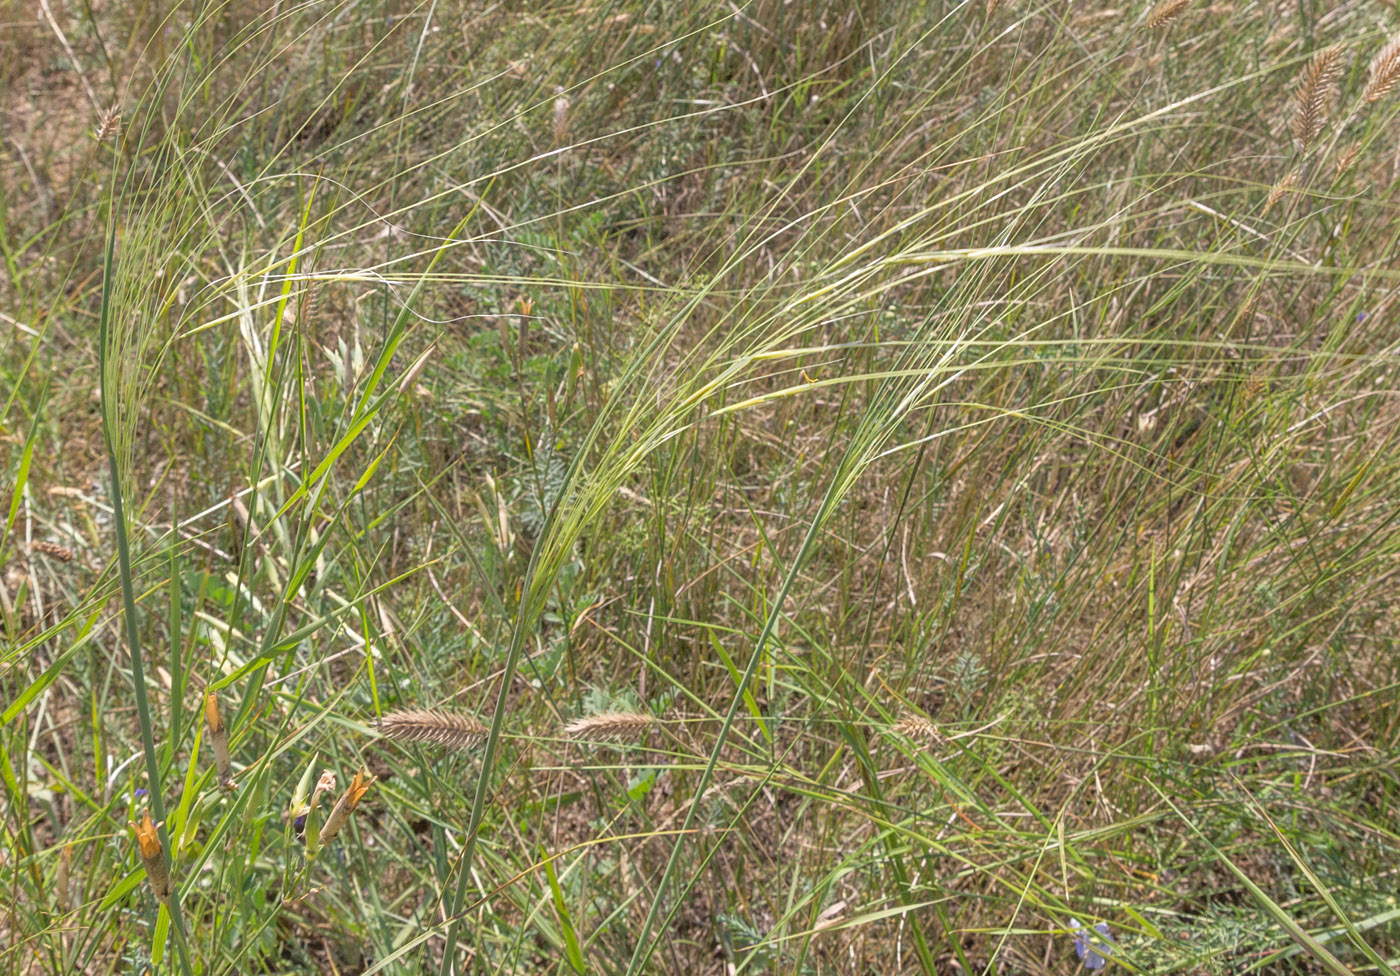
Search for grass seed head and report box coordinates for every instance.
[564,711,658,742]
[1365,35,1400,102]
[55,844,72,913]
[1291,46,1344,151]
[891,715,945,745]
[95,105,120,143]
[553,87,571,143]
[1334,141,1362,178]
[376,708,490,750]
[1266,170,1298,209]
[1145,0,1193,29]
[32,540,74,561]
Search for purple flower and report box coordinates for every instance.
[1070,919,1115,970]
[135,788,148,797]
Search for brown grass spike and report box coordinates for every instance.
[95,106,121,143]
[32,541,75,562]
[890,715,945,746]
[1266,170,1298,209]
[1146,0,1193,29]
[1291,46,1343,152]
[377,709,490,750]
[1365,34,1400,102]
[1334,142,1362,179]
[564,711,658,742]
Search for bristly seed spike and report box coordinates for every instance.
[376,708,490,751]
[1290,46,1343,152]
[1365,34,1400,103]
[890,715,945,746]
[564,711,658,743]
[1145,0,1192,30]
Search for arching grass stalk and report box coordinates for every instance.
[97,228,192,973]
[623,307,971,974]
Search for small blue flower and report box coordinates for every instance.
[1070,918,1115,970]
[135,788,148,797]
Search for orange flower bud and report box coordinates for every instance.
[129,810,170,905]
[204,692,237,792]
[319,768,375,845]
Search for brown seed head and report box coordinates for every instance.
[32,541,75,562]
[564,711,659,742]
[1365,34,1400,102]
[1291,46,1344,152]
[1266,170,1299,209]
[1145,0,1192,29]
[377,708,490,750]
[95,105,120,143]
[1334,141,1362,179]
[891,715,945,745]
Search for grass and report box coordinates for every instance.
[2,0,1400,973]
